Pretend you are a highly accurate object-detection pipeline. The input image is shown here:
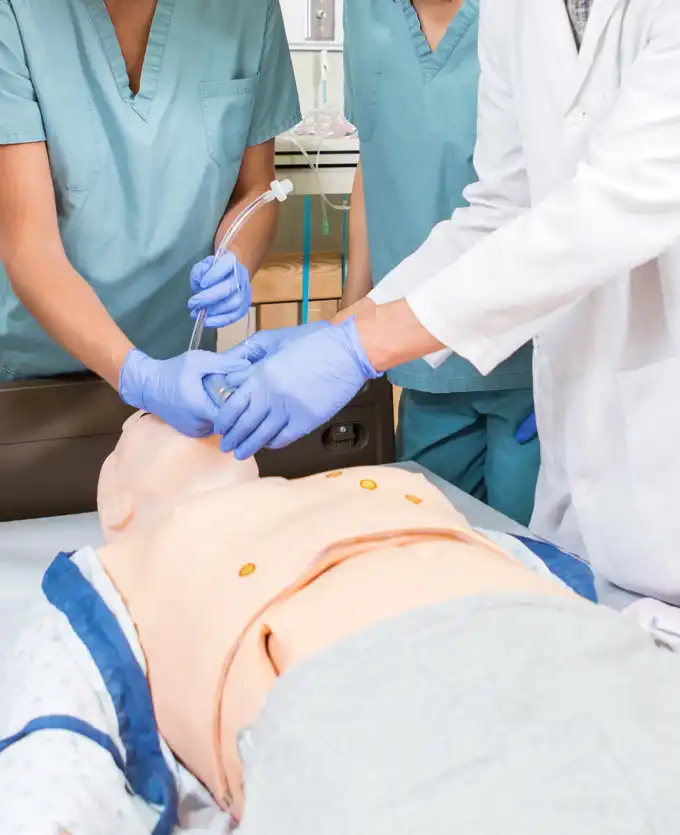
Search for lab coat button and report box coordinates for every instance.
[565,109,587,126]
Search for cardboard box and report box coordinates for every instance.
[258,298,340,330]
[307,298,339,322]
[258,302,300,331]
[251,252,342,304]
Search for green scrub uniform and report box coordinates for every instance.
[344,0,538,524]
[0,0,300,380]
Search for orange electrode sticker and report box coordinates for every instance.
[239,563,257,578]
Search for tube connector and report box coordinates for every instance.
[270,179,294,202]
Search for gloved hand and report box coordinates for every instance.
[227,320,331,364]
[119,348,250,437]
[188,252,251,328]
[515,411,538,444]
[203,323,332,403]
[215,318,381,459]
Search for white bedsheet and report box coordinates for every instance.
[0,512,102,663]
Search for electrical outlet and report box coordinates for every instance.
[307,0,335,41]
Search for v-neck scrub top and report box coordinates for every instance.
[344,0,532,393]
[0,0,301,380]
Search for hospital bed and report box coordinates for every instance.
[0,376,632,666]
[0,373,396,521]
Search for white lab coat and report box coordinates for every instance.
[370,0,680,603]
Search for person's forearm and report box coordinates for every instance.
[344,297,444,372]
[215,139,280,278]
[5,253,133,388]
[214,188,278,277]
[340,162,373,309]
[0,142,133,388]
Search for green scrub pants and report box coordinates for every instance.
[397,388,540,527]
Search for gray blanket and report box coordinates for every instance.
[238,594,680,835]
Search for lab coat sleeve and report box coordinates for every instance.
[0,0,46,144]
[406,0,680,375]
[368,0,531,309]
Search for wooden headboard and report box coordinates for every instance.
[0,375,134,522]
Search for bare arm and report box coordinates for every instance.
[0,142,133,387]
[335,295,442,372]
[340,161,373,309]
[214,139,279,275]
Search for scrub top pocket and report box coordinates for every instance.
[45,99,103,220]
[199,76,259,168]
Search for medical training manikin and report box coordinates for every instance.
[3,412,680,835]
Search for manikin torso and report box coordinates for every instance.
[96,413,573,821]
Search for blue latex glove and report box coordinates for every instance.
[119,348,250,437]
[515,411,538,444]
[215,318,381,459]
[188,252,251,328]
[203,322,331,404]
[226,320,331,364]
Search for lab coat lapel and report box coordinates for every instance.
[533,0,579,116]
[567,0,626,108]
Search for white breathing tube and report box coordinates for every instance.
[188,178,294,353]
[285,133,352,215]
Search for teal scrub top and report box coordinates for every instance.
[0,0,301,379]
[344,0,532,393]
